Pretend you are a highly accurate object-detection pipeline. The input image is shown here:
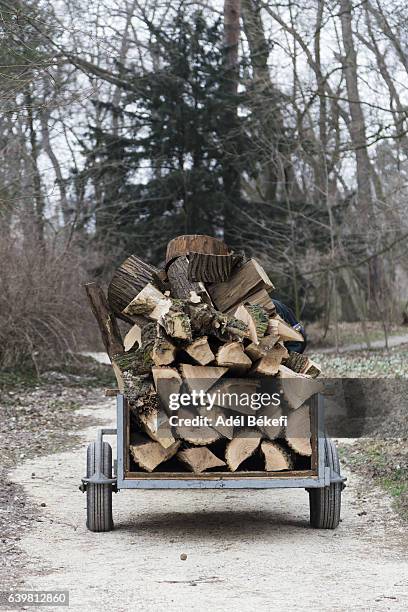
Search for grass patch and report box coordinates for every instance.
[310,344,408,378]
[342,440,408,520]
[307,321,407,349]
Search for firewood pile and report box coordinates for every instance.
[86,235,322,475]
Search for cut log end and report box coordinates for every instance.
[185,336,215,365]
[216,341,252,372]
[225,431,261,471]
[261,441,294,471]
[177,447,226,473]
[130,437,180,472]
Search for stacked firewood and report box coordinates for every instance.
[86,235,322,475]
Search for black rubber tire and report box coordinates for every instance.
[309,438,341,529]
[86,442,113,532]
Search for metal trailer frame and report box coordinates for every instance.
[83,393,346,492]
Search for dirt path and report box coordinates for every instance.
[316,334,408,354]
[11,399,408,612]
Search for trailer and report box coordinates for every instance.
[81,393,346,532]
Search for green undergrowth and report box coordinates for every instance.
[310,344,408,378]
[307,321,408,349]
[341,440,408,520]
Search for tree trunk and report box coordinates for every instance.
[25,89,45,249]
[222,0,242,246]
[339,0,373,226]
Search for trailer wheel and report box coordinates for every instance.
[86,442,113,532]
[309,438,341,529]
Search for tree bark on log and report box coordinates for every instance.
[152,366,182,415]
[152,328,176,366]
[114,322,156,375]
[85,282,124,358]
[188,303,250,342]
[188,252,235,283]
[208,259,274,312]
[245,334,280,360]
[166,234,229,265]
[167,256,212,304]
[108,255,160,318]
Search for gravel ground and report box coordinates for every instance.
[0,363,113,590]
[8,400,408,612]
[2,354,408,609]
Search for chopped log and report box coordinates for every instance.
[180,364,228,394]
[243,288,276,315]
[124,323,142,352]
[188,303,250,342]
[285,405,312,456]
[152,328,176,366]
[188,252,235,283]
[175,408,221,445]
[184,336,215,365]
[265,317,280,341]
[261,441,294,471]
[151,269,169,293]
[152,367,182,414]
[125,373,157,412]
[257,405,284,440]
[209,378,261,414]
[233,305,259,344]
[225,430,262,471]
[85,282,124,360]
[105,388,119,397]
[167,256,211,304]
[199,405,234,439]
[278,365,323,410]
[160,302,192,341]
[108,254,159,319]
[282,351,309,373]
[137,408,176,449]
[130,434,180,472]
[208,259,275,312]
[177,447,226,473]
[251,343,288,376]
[244,304,269,339]
[114,322,156,375]
[216,342,252,372]
[84,282,124,389]
[302,359,321,378]
[123,283,172,321]
[245,334,279,360]
[283,352,321,378]
[122,283,164,316]
[166,234,229,265]
[274,315,304,343]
